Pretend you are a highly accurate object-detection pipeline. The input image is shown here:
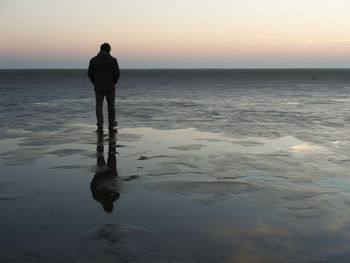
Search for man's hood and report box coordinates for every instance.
[97,51,110,59]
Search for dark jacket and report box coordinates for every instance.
[88,51,120,93]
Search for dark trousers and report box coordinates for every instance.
[95,90,115,129]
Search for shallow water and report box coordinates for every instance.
[2,69,350,262]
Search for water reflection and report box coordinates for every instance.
[90,133,120,213]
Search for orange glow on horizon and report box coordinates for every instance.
[1,0,350,67]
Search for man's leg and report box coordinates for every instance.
[106,90,116,131]
[95,91,104,132]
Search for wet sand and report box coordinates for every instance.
[2,69,350,262]
[2,125,350,262]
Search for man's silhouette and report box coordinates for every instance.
[88,43,120,134]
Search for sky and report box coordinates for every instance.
[1,0,350,68]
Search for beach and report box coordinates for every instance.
[1,69,350,262]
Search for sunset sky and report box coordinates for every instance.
[1,0,350,68]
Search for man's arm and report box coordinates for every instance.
[113,59,120,85]
[88,60,95,84]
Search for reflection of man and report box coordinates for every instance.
[88,42,120,134]
[90,133,120,213]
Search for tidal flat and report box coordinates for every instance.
[2,69,350,262]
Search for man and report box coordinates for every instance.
[88,43,120,134]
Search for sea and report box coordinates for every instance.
[1,69,350,262]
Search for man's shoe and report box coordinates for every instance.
[96,128,103,134]
[108,121,118,133]
[108,128,118,134]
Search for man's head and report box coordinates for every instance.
[100,43,111,53]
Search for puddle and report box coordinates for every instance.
[119,127,328,156]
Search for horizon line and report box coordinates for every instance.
[1,67,350,70]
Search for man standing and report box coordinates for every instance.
[88,43,120,134]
